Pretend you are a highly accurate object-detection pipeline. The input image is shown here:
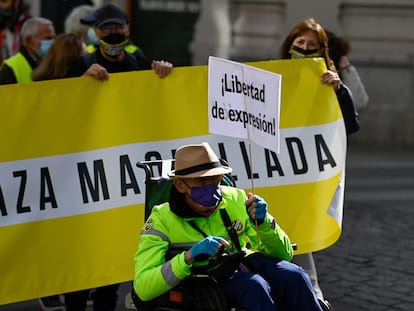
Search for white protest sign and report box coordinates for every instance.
[208,56,281,153]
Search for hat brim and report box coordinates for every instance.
[168,166,232,178]
[96,18,128,27]
[80,16,96,25]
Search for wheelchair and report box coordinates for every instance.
[128,159,245,311]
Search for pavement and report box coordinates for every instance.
[314,142,414,311]
[1,142,413,311]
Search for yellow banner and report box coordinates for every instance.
[0,58,345,304]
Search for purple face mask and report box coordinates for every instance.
[190,184,222,207]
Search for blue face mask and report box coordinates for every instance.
[86,27,100,46]
[189,184,222,208]
[38,40,53,58]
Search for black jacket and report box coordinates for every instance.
[336,82,360,135]
[65,48,152,78]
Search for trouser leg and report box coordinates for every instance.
[64,289,90,311]
[244,253,322,311]
[92,283,120,311]
[219,270,276,311]
[293,252,324,300]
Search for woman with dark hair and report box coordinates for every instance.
[326,30,369,110]
[280,18,340,89]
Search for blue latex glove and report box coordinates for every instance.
[254,195,268,223]
[191,236,223,262]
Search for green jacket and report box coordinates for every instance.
[134,186,293,301]
[2,52,32,83]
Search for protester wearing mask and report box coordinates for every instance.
[0,0,32,64]
[0,16,55,85]
[62,4,105,53]
[280,18,359,135]
[65,4,172,80]
[279,18,361,311]
[75,9,141,54]
[64,4,96,48]
[133,142,325,311]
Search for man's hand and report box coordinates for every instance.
[185,236,229,264]
[151,60,173,78]
[83,63,109,81]
[246,193,268,224]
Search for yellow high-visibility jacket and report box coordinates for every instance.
[134,185,293,301]
[1,52,32,83]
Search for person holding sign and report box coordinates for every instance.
[133,142,325,311]
[279,18,361,311]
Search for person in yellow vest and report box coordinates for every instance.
[0,16,56,84]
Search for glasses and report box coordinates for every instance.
[97,23,126,33]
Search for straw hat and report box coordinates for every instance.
[168,142,232,178]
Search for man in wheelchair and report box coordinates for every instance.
[133,142,324,310]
